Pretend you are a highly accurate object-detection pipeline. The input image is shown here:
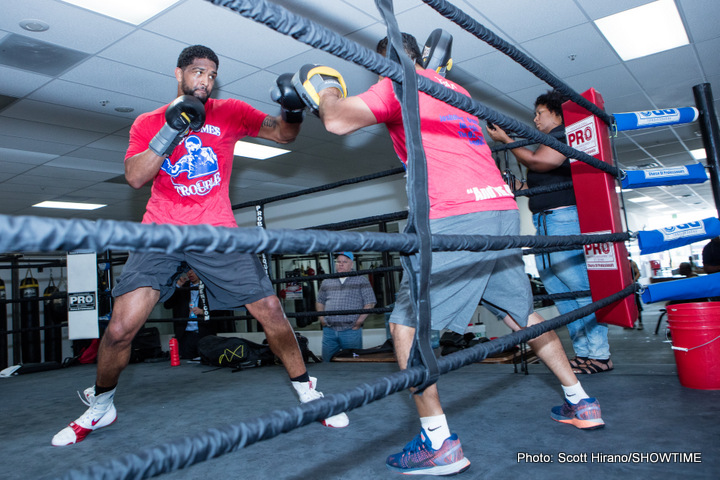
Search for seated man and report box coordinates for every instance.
[316,252,376,361]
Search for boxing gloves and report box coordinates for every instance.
[292,64,347,116]
[270,73,305,123]
[149,95,205,157]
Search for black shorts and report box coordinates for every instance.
[112,251,275,309]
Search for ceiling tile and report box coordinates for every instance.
[2,98,131,134]
[679,0,720,43]
[45,156,124,175]
[695,37,720,77]
[575,0,654,20]
[0,146,57,164]
[0,33,88,76]
[270,0,378,36]
[626,45,703,91]
[145,0,312,69]
[459,51,544,94]
[565,64,642,102]
[459,0,587,43]
[27,79,164,119]
[60,57,176,103]
[521,23,621,78]
[0,0,135,51]
[0,160,36,174]
[0,65,53,97]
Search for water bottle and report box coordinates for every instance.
[466,322,486,339]
[169,337,180,366]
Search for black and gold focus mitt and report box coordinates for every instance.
[292,64,347,115]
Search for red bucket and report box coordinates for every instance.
[666,302,720,390]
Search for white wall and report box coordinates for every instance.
[233,176,541,275]
[234,176,409,230]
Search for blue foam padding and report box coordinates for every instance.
[614,107,698,132]
[638,217,720,255]
[621,163,707,189]
[641,274,720,304]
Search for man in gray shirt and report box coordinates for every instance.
[316,252,376,361]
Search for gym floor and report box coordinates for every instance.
[2,302,718,480]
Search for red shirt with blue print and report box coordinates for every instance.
[126,98,266,227]
[357,68,517,219]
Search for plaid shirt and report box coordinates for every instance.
[317,276,376,330]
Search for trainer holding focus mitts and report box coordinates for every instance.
[52,45,350,448]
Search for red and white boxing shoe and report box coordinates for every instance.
[292,376,349,428]
[51,386,117,446]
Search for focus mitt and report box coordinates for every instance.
[292,64,347,115]
[421,29,453,77]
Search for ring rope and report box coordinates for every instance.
[513,181,574,198]
[58,283,636,480]
[306,210,408,231]
[206,0,620,178]
[524,244,593,256]
[271,266,402,284]
[377,0,438,393]
[532,290,592,303]
[0,214,630,256]
[419,0,614,126]
[490,130,566,153]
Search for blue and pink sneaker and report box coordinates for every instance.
[386,428,471,475]
[551,397,605,430]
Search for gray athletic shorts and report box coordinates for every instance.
[390,210,533,334]
[112,251,275,309]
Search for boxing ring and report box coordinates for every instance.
[1,0,719,478]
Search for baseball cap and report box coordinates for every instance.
[337,252,354,261]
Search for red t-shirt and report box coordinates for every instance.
[357,69,517,219]
[126,98,266,227]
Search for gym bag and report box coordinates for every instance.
[198,335,275,370]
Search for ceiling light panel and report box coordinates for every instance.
[595,0,689,61]
[33,200,106,210]
[60,0,180,25]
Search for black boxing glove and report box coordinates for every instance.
[149,95,206,157]
[270,73,305,123]
[292,64,347,116]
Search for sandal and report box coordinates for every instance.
[573,358,613,374]
[568,356,589,369]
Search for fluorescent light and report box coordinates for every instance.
[33,201,106,210]
[647,204,670,209]
[233,141,290,160]
[628,196,654,203]
[690,148,707,160]
[60,0,180,25]
[595,0,689,61]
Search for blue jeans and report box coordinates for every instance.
[533,206,610,359]
[322,327,363,362]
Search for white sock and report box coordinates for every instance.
[420,414,451,449]
[562,381,590,404]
